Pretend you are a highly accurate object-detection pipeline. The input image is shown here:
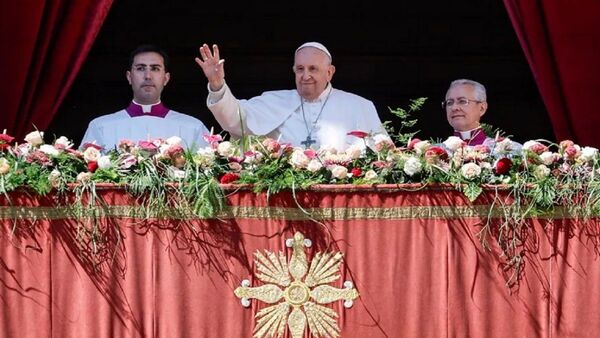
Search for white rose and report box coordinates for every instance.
[166,136,183,146]
[329,165,348,179]
[0,158,10,175]
[307,159,323,172]
[83,146,101,163]
[54,136,73,149]
[345,143,364,160]
[580,146,598,163]
[372,134,394,151]
[97,155,112,169]
[403,156,422,176]
[194,147,216,167]
[522,140,539,151]
[24,131,44,146]
[443,136,464,152]
[539,151,557,166]
[39,144,59,156]
[364,170,378,180]
[460,162,482,180]
[217,141,235,157]
[289,149,310,168]
[533,164,551,180]
[413,140,431,155]
[493,138,514,154]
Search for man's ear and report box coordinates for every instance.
[479,101,488,117]
[126,71,132,85]
[164,72,171,86]
[327,65,336,81]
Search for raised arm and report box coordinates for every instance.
[194,43,225,91]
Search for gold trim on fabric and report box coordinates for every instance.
[0,205,592,221]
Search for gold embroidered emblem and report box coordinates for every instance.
[234,232,359,338]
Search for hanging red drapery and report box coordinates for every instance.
[0,0,113,141]
[504,0,600,147]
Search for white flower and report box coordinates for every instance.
[443,136,464,152]
[24,131,44,146]
[579,146,598,163]
[289,149,310,168]
[539,151,557,166]
[194,147,216,167]
[413,140,431,155]
[76,172,92,182]
[166,136,182,146]
[83,146,101,163]
[533,164,551,180]
[49,169,61,186]
[97,155,112,169]
[345,143,364,160]
[307,159,323,172]
[0,158,9,175]
[480,162,492,171]
[329,165,348,179]
[39,144,59,156]
[217,141,235,157]
[16,143,32,157]
[169,168,186,180]
[371,134,394,152]
[493,138,514,154]
[403,156,422,176]
[54,136,73,149]
[460,162,482,180]
[364,170,378,180]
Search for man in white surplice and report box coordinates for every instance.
[81,44,210,151]
[195,42,386,150]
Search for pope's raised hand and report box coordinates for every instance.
[195,43,225,91]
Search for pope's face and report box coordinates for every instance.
[293,47,335,101]
[445,84,487,131]
[126,52,170,105]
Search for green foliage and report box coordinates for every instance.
[384,97,426,146]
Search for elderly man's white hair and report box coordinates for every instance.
[295,42,332,61]
[447,79,487,102]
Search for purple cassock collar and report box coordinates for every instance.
[125,101,170,118]
[453,127,487,146]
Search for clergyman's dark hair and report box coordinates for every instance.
[128,44,170,71]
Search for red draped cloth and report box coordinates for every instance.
[1,185,599,337]
[0,0,113,140]
[504,0,600,147]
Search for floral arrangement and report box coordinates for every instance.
[2,101,600,286]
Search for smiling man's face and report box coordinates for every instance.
[126,52,170,105]
[445,84,487,131]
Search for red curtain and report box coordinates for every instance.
[0,0,112,141]
[504,0,600,147]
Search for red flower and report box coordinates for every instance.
[407,138,422,150]
[219,172,240,184]
[424,146,448,161]
[0,133,15,150]
[82,142,103,151]
[347,130,369,139]
[350,167,363,177]
[87,161,99,173]
[494,158,512,175]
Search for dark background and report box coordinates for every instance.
[48,1,554,145]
